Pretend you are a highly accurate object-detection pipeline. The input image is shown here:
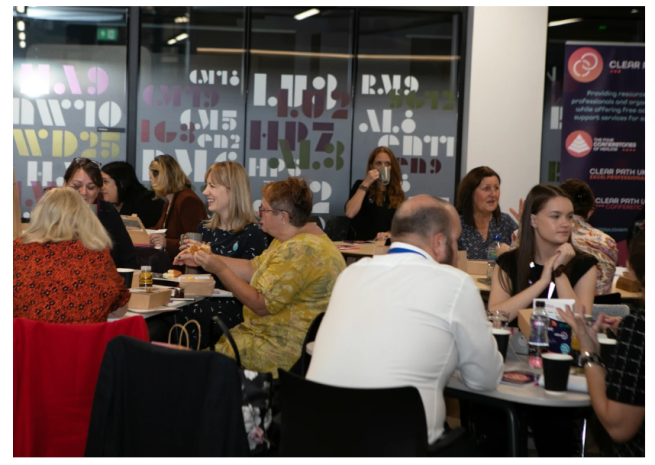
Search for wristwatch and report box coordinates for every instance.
[579,351,605,369]
[358,184,369,192]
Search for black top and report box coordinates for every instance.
[496,248,598,299]
[96,199,138,270]
[118,189,165,229]
[605,308,645,457]
[196,222,269,288]
[457,213,518,260]
[346,180,397,240]
[84,336,249,457]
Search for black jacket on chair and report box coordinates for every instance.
[84,336,249,457]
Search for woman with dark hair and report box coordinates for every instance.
[455,166,517,260]
[180,177,346,376]
[63,158,138,269]
[557,230,645,457]
[559,178,618,295]
[101,162,164,228]
[345,146,406,241]
[147,154,207,261]
[489,184,597,322]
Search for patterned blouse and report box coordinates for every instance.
[457,213,518,260]
[510,215,617,295]
[215,233,346,376]
[13,239,130,324]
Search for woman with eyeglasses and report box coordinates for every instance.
[147,154,207,262]
[100,161,165,229]
[64,158,138,269]
[176,177,346,376]
[152,162,268,349]
[345,146,406,241]
[14,187,130,323]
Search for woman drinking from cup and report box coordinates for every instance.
[64,157,138,269]
[455,166,517,260]
[488,184,597,323]
[147,154,207,262]
[14,187,130,323]
[345,146,406,241]
[178,177,346,375]
[556,231,645,457]
[156,162,268,348]
[101,161,165,228]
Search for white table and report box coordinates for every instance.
[107,297,204,322]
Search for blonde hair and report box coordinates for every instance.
[22,187,112,252]
[203,162,257,233]
[149,154,191,197]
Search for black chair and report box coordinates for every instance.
[593,292,621,305]
[288,312,325,377]
[308,215,324,231]
[324,215,350,241]
[278,369,465,457]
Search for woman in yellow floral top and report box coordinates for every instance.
[180,177,346,376]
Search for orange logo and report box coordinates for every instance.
[565,131,593,157]
[568,47,604,83]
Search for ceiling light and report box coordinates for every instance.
[17,20,25,31]
[294,8,320,21]
[19,41,26,48]
[175,33,188,41]
[167,38,177,45]
[548,18,583,27]
[16,6,26,13]
[18,32,26,40]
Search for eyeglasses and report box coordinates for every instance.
[258,206,292,218]
[71,157,102,167]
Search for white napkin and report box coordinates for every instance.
[146,229,167,235]
[538,373,588,393]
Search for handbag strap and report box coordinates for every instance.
[168,323,190,349]
[212,315,241,368]
[183,319,202,351]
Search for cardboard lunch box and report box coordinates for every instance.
[120,214,151,246]
[179,274,215,297]
[128,288,172,310]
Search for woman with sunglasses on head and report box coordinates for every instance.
[64,158,138,270]
[345,146,406,241]
[176,177,346,376]
[147,154,207,262]
[153,162,268,349]
[100,161,165,229]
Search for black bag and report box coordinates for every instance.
[212,315,273,454]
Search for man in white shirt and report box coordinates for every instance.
[307,194,503,448]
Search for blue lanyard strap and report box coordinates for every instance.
[386,248,427,259]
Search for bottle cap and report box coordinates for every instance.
[535,300,545,308]
[141,266,151,272]
[494,235,501,242]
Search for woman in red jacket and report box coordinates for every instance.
[148,155,208,262]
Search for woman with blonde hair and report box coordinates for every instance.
[151,162,268,349]
[13,187,130,323]
[345,146,406,241]
[148,154,207,261]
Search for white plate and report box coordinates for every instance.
[212,289,234,298]
[146,229,167,235]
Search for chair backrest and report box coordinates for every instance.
[13,317,150,457]
[324,215,351,241]
[308,215,324,231]
[278,369,428,457]
[300,312,325,376]
[85,336,249,457]
[592,304,630,320]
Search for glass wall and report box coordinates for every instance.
[12,6,128,219]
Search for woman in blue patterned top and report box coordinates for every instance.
[455,166,517,260]
[156,162,268,349]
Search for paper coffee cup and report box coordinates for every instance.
[542,353,573,394]
[492,328,511,362]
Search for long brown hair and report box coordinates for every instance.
[499,184,573,295]
[149,154,191,197]
[455,166,501,227]
[365,147,405,209]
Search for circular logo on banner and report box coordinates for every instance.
[565,130,593,157]
[568,47,604,83]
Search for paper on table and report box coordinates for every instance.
[538,373,588,393]
[212,288,234,298]
[146,229,167,235]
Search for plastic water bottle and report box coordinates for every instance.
[528,300,549,368]
[486,235,501,282]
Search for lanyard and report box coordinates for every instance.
[386,248,427,259]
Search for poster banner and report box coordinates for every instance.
[561,42,644,244]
